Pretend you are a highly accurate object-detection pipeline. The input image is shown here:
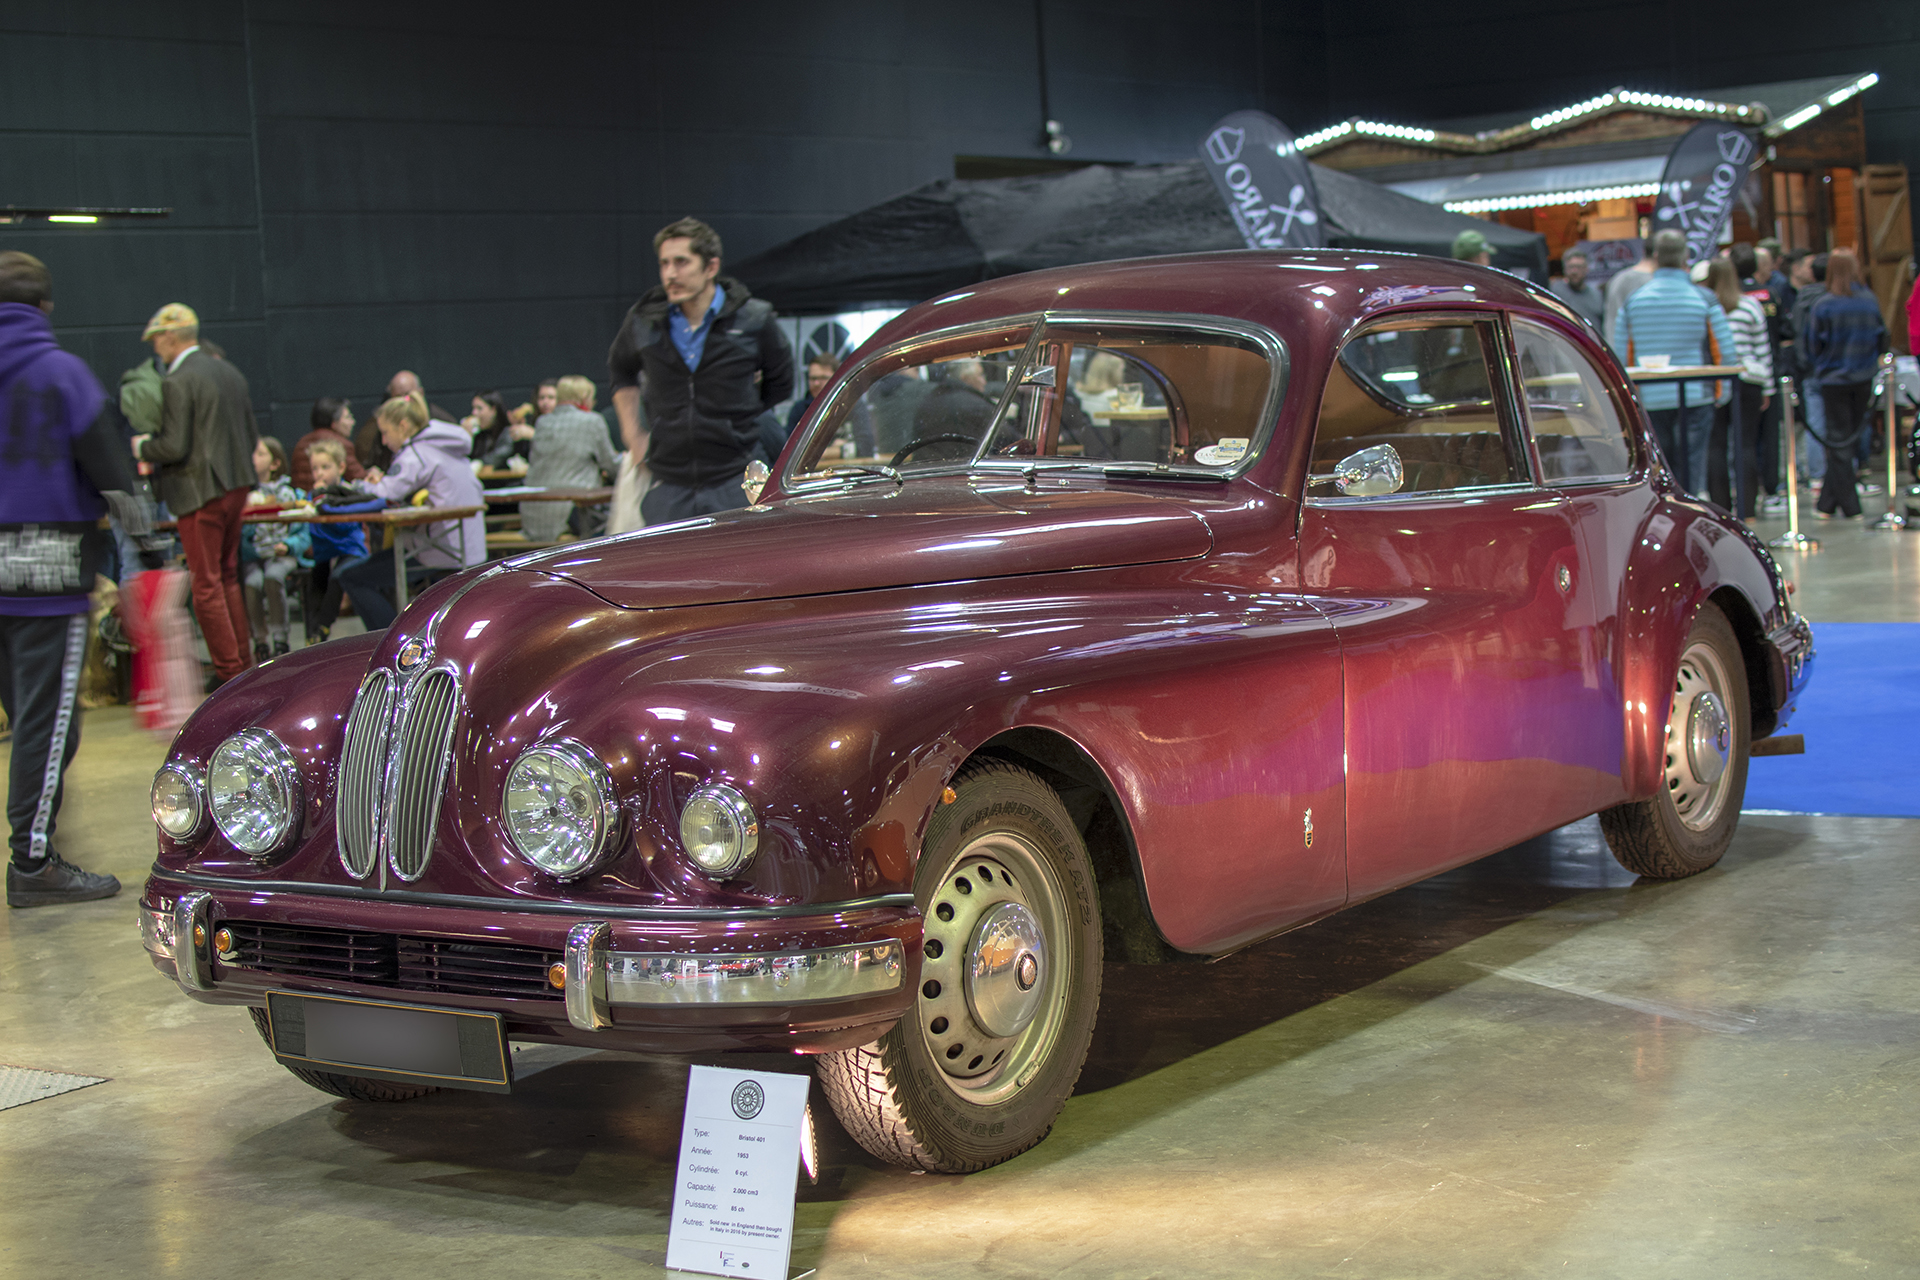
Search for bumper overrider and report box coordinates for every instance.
[140,874,919,1056]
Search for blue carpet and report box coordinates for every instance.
[1745,622,1920,817]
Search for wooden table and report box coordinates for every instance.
[244,504,484,610]
[1625,364,1747,412]
[479,485,614,504]
[1627,364,1749,494]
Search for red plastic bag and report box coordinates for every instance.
[120,569,201,735]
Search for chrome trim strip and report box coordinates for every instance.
[146,867,916,921]
[172,890,214,993]
[565,921,612,1030]
[607,939,906,1006]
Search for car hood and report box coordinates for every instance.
[514,479,1215,610]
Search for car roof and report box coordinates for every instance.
[865,249,1563,355]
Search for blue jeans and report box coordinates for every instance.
[1798,381,1825,481]
[1648,405,1716,494]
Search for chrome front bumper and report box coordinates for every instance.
[140,901,908,1031]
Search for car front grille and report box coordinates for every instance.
[388,668,459,881]
[220,921,560,1001]
[335,664,461,883]
[336,669,394,878]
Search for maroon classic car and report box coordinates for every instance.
[142,250,1811,1173]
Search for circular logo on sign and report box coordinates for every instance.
[730,1079,765,1120]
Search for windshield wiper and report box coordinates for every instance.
[1100,462,1231,482]
[830,464,905,485]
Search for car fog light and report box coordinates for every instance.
[680,784,759,877]
[151,764,205,839]
[207,730,301,856]
[503,741,617,879]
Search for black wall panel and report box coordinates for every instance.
[4,0,1913,450]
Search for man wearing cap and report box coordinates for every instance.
[1452,229,1493,267]
[133,303,258,687]
[1,251,156,906]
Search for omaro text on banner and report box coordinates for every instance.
[666,1065,811,1278]
[1654,122,1760,265]
[1199,110,1325,251]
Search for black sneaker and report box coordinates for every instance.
[254,641,272,662]
[272,639,290,657]
[7,853,122,908]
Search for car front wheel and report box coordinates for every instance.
[1600,603,1751,879]
[816,759,1103,1172]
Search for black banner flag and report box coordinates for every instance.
[1199,110,1325,251]
[1653,122,1760,265]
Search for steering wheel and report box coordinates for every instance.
[888,434,977,468]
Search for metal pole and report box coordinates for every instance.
[1873,353,1907,531]
[1771,375,1817,551]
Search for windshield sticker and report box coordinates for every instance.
[1194,438,1250,466]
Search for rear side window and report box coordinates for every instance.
[1512,319,1635,483]
[1309,317,1522,496]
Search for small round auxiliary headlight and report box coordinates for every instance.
[150,764,205,839]
[503,741,616,879]
[680,784,759,878]
[206,730,300,856]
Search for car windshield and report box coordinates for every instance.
[786,319,1277,482]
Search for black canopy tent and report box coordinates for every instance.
[732,160,1549,315]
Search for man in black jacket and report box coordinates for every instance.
[607,218,794,524]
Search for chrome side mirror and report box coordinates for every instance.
[1334,443,1404,497]
[741,459,770,504]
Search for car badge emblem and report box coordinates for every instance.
[397,640,427,670]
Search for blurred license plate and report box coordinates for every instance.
[265,992,511,1093]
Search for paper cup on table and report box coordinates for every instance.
[1641,354,1671,370]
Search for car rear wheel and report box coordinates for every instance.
[816,759,1102,1173]
[247,1007,440,1103]
[1600,604,1750,879]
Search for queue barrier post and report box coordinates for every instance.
[1770,375,1818,552]
[1872,353,1907,532]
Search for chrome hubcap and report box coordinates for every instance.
[917,832,1067,1104]
[965,902,1047,1038]
[1664,641,1737,831]
[1687,690,1730,786]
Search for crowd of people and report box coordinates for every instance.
[1543,228,1905,524]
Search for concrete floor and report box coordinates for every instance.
[3,514,1917,1279]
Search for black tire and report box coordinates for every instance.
[816,759,1102,1173]
[1599,604,1750,879]
[247,1007,440,1103]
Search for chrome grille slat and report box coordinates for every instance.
[386,668,460,882]
[336,670,395,878]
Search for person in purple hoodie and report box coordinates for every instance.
[336,392,485,630]
[1,252,157,907]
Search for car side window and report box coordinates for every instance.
[1512,319,1635,484]
[1308,318,1522,497]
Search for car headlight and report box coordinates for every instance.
[206,730,301,856]
[680,784,759,878]
[151,763,205,840]
[503,741,617,879]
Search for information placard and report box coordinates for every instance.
[666,1065,811,1278]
